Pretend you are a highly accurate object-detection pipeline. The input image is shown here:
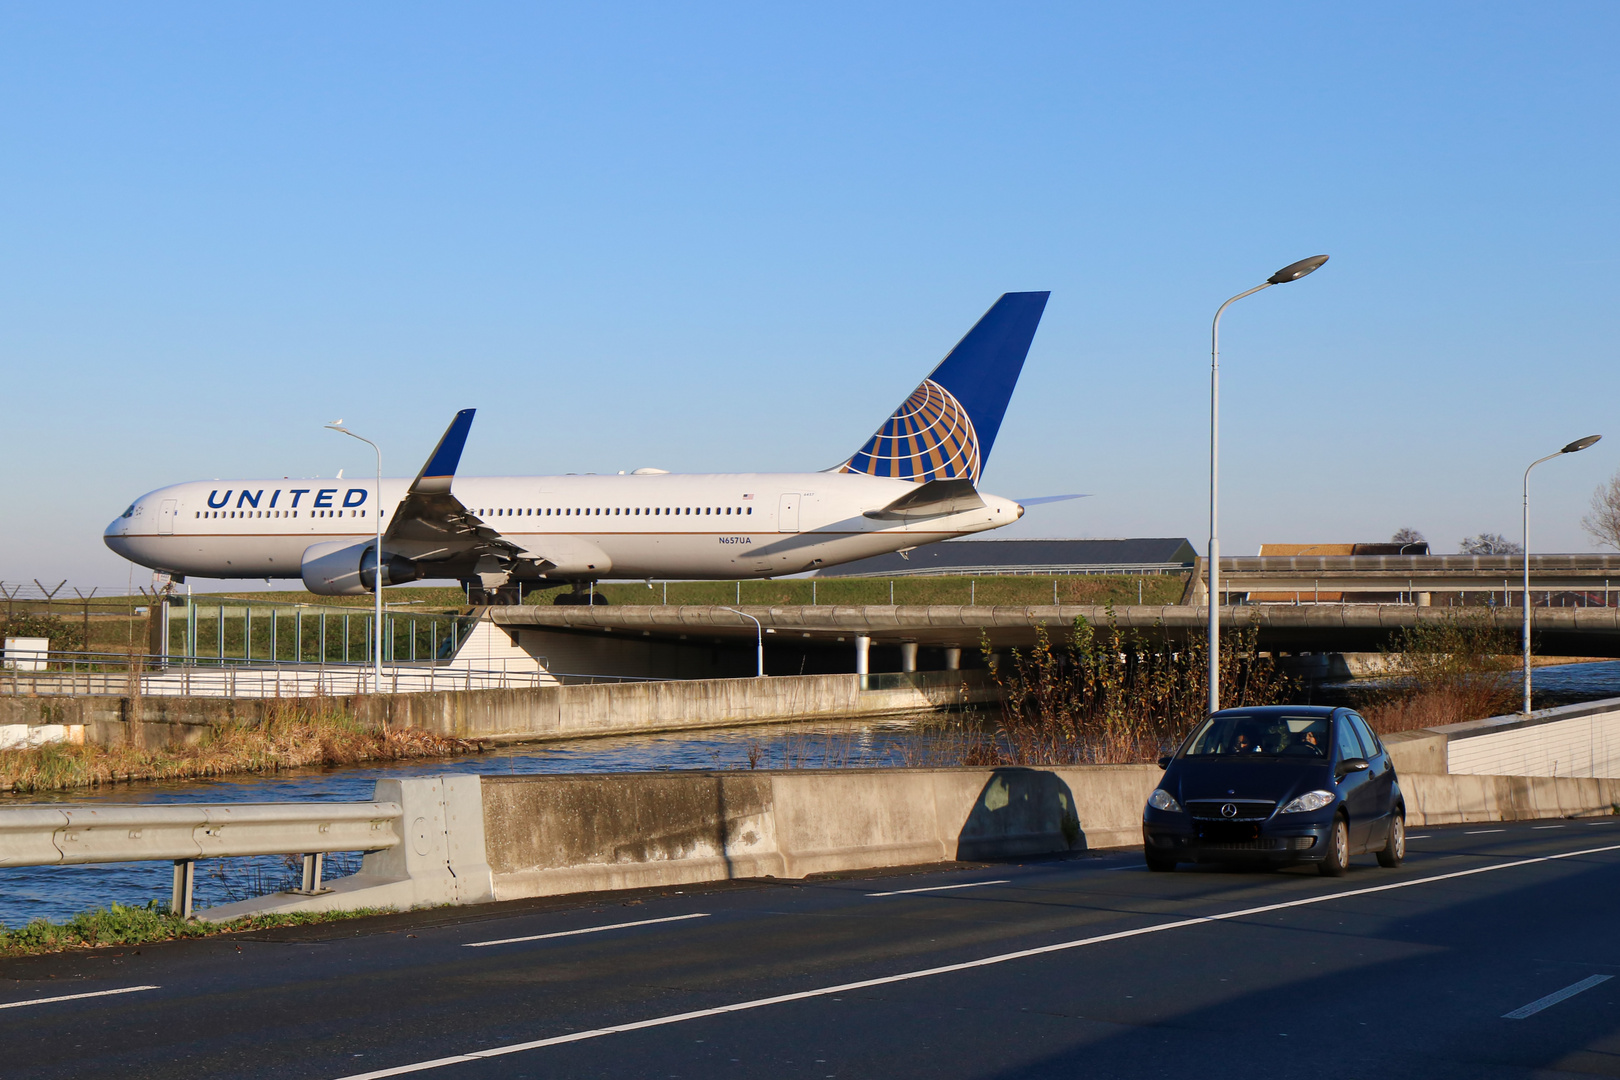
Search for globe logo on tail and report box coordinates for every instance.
[838,379,981,483]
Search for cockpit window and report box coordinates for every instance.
[121,504,136,519]
[1183,715,1329,758]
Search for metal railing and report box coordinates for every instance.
[0,800,401,918]
[0,648,669,698]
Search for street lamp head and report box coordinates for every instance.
[325,421,348,434]
[1267,255,1329,285]
[1561,434,1602,455]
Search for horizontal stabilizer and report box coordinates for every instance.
[1016,493,1090,506]
[863,478,986,520]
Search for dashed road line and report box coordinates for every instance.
[866,880,1011,898]
[464,913,710,948]
[0,986,159,1011]
[1504,974,1612,1019]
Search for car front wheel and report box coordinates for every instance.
[1144,848,1178,872]
[1318,817,1350,877]
[1377,813,1405,868]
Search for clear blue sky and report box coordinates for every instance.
[3,3,1617,589]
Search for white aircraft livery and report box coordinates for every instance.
[106,292,1050,601]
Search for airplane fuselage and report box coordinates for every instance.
[105,471,1024,582]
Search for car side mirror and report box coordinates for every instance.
[1157,755,1172,769]
[1335,757,1370,778]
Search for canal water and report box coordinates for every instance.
[5,660,1619,929]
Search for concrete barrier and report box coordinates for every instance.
[1402,772,1620,826]
[217,764,1162,918]
[0,671,994,752]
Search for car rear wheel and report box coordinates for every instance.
[1376,813,1405,868]
[1144,849,1178,872]
[1318,817,1350,877]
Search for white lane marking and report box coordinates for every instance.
[1503,974,1613,1019]
[1533,825,1567,830]
[1466,829,1506,835]
[0,985,159,1011]
[1406,835,1431,839]
[330,841,1620,1080]
[866,880,1011,898]
[1587,821,1614,826]
[464,913,709,948]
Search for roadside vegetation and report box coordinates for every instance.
[966,611,1295,766]
[0,901,395,957]
[1354,613,1519,733]
[0,702,478,793]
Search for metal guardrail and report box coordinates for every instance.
[0,800,402,917]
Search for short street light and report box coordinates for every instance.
[1207,255,1329,714]
[723,608,766,677]
[326,421,385,692]
[1522,434,1602,714]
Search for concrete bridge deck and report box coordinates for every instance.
[492,603,1620,658]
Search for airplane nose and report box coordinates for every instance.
[1016,503,1025,520]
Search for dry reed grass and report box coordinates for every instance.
[0,700,477,793]
[974,611,1295,766]
[1356,613,1518,734]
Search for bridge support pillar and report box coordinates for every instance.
[1416,592,1432,607]
[854,634,870,676]
[899,641,918,673]
[943,646,961,671]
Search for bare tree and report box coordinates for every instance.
[1582,471,1620,551]
[1390,527,1426,545]
[1459,533,1523,555]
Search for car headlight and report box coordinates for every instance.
[1147,788,1182,812]
[1278,790,1336,814]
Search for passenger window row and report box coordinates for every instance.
[473,506,753,518]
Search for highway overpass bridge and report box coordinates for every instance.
[1210,552,1620,601]
[491,602,1620,678]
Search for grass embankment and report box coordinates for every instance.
[0,704,478,794]
[0,902,394,957]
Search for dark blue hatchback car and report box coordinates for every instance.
[1141,706,1405,875]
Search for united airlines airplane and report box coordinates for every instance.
[105,292,1049,601]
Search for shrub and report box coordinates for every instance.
[980,609,1296,766]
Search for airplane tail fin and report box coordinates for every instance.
[837,292,1048,483]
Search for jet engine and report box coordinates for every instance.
[301,540,424,596]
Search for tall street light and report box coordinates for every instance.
[1522,434,1601,714]
[1208,254,1330,715]
[326,421,385,692]
[723,608,766,677]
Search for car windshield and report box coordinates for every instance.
[1182,715,1330,758]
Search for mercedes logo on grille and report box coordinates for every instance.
[1220,803,1239,818]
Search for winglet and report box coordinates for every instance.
[411,409,475,495]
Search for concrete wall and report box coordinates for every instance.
[480,765,1160,902]
[0,671,994,751]
[1438,698,1620,779]
[1403,772,1620,826]
[222,764,1161,917]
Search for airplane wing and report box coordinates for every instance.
[382,410,510,560]
[383,411,611,580]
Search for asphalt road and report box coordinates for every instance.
[7,819,1620,1079]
